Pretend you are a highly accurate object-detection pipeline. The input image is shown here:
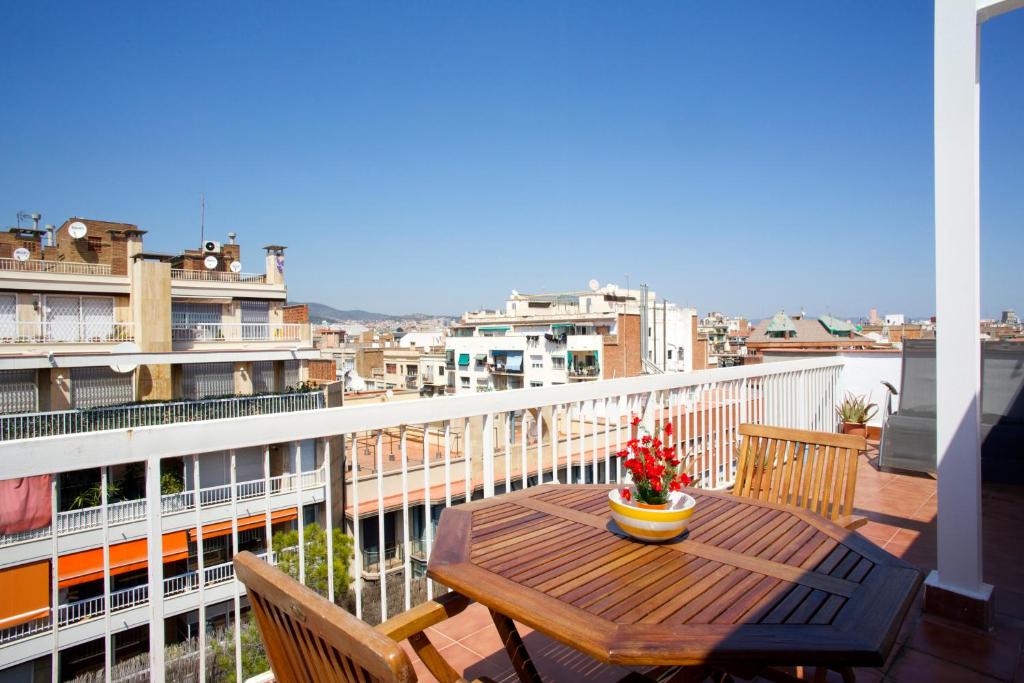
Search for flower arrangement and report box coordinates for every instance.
[617,416,694,508]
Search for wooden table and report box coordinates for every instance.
[427,484,921,682]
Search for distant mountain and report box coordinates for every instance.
[296,302,452,323]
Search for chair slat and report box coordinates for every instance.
[733,424,867,529]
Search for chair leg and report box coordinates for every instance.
[489,608,542,683]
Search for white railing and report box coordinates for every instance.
[171,322,304,343]
[0,357,847,652]
[362,544,404,574]
[0,320,134,344]
[170,268,268,284]
[0,391,325,442]
[57,594,105,627]
[0,258,113,276]
[0,615,51,645]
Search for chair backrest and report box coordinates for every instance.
[732,424,867,521]
[234,551,415,683]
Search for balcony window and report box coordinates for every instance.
[71,367,134,409]
[457,353,470,368]
[284,360,300,389]
[172,302,222,326]
[45,295,115,342]
[0,369,38,414]
[241,300,270,340]
[252,360,275,393]
[385,363,397,374]
[460,376,470,389]
[552,356,566,370]
[183,362,235,400]
[0,293,15,340]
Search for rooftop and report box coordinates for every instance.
[399,448,1024,683]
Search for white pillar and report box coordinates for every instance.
[145,456,165,678]
[929,0,989,606]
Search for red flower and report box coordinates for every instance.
[631,416,641,427]
[641,435,652,445]
[678,472,692,486]
[616,449,629,458]
[620,487,631,501]
[664,422,674,437]
[669,480,681,492]
[651,479,663,492]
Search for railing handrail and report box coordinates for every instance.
[0,391,325,443]
[0,257,114,276]
[0,357,845,476]
[170,268,268,283]
[170,322,304,329]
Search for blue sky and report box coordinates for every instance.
[1,2,1021,320]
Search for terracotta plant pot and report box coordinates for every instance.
[842,422,868,437]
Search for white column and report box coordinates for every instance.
[295,441,305,585]
[229,449,242,683]
[192,455,206,683]
[324,439,335,605]
[100,468,111,683]
[145,456,165,678]
[50,476,58,683]
[929,0,987,601]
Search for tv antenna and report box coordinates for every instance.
[200,193,205,248]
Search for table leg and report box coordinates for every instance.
[488,608,542,683]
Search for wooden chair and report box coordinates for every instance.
[233,551,494,683]
[732,424,868,530]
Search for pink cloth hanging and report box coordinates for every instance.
[0,476,52,535]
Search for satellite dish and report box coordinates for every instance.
[204,255,219,270]
[511,289,519,297]
[13,247,30,262]
[588,279,600,292]
[68,221,88,239]
[229,260,242,273]
[110,341,140,373]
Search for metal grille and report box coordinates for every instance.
[240,300,269,340]
[81,297,114,341]
[45,295,81,342]
[0,294,15,340]
[183,363,235,400]
[284,360,300,389]
[0,369,38,414]
[252,361,275,393]
[71,366,134,409]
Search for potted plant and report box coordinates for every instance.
[607,417,697,542]
[836,393,877,437]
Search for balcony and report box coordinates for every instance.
[0,320,134,344]
[0,391,325,443]
[171,322,305,343]
[170,268,267,284]
[0,553,273,647]
[0,466,326,548]
[0,258,113,276]
[2,356,1021,681]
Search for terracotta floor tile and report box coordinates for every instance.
[887,647,1003,683]
[907,616,1021,681]
[430,602,498,641]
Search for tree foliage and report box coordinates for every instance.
[272,522,354,600]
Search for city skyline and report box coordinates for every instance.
[1,2,1021,317]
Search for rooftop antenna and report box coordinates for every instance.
[200,193,205,248]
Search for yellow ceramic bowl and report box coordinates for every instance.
[607,488,697,542]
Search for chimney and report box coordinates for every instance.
[45,224,55,247]
[228,232,237,245]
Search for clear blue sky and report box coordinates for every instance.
[1,2,1020,320]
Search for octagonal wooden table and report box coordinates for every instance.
[427,484,921,682]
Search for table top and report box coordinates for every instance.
[427,484,921,668]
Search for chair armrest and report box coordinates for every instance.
[376,590,471,642]
[836,514,867,531]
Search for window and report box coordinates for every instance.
[385,363,397,374]
[460,376,470,389]
[0,293,16,340]
[438,366,445,376]
[283,360,300,388]
[44,295,115,342]
[71,366,134,409]
[252,360,275,393]
[240,300,270,339]
[667,349,673,360]
[183,362,234,400]
[551,356,565,370]
[172,302,222,341]
[530,381,543,388]
[530,355,543,369]
[0,369,38,414]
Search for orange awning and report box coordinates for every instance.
[0,561,50,627]
[58,531,189,588]
[189,508,297,541]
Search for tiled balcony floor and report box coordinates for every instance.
[402,448,1024,682]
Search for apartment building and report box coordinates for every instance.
[445,283,697,394]
[316,328,447,396]
[746,311,880,358]
[0,216,334,681]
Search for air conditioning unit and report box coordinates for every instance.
[203,240,222,254]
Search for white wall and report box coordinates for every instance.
[762,351,901,426]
